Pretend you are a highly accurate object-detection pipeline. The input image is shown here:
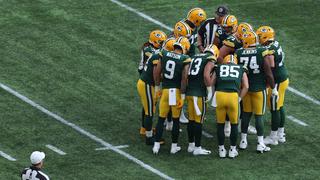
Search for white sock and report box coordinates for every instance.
[241,133,247,140]
[189,142,195,147]
[230,146,236,150]
[278,127,285,134]
[146,130,153,137]
[257,136,264,143]
[270,131,277,138]
[219,145,225,150]
[171,143,177,148]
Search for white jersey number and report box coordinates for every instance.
[240,56,260,74]
[220,65,240,78]
[189,58,202,75]
[164,60,176,79]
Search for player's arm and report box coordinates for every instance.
[153,56,162,90]
[197,22,206,52]
[181,64,189,94]
[240,72,249,99]
[217,45,234,64]
[263,54,275,89]
[204,60,215,86]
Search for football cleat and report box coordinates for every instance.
[193,147,211,156]
[248,125,257,135]
[228,148,239,158]
[224,121,231,137]
[187,142,195,153]
[166,121,173,131]
[170,143,181,154]
[278,133,286,143]
[264,136,278,145]
[139,127,146,135]
[218,146,227,158]
[256,143,271,153]
[152,142,160,154]
[239,139,248,150]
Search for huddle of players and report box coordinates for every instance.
[137,6,289,158]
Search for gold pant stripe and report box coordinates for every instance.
[145,83,153,116]
[267,79,289,110]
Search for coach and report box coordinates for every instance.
[197,5,229,52]
[21,151,50,180]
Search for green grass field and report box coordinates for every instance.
[0,0,320,179]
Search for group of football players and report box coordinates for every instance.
[136,5,288,158]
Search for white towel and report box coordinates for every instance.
[169,88,176,105]
[211,92,217,107]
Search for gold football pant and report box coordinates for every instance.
[137,79,155,116]
[267,79,289,111]
[159,89,182,118]
[216,91,240,124]
[186,96,206,123]
[242,90,267,115]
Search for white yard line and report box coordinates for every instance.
[109,0,320,106]
[0,83,174,180]
[287,115,308,127]
[45,144,67,155]
[202,131,214,138]
[96,145,129,151]
[0,150,16,161]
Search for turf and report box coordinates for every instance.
[0,0,319,179]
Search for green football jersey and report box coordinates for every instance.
[215,26,229,48]
[236,45,272,92]
[266,41,288,83]
[140,52,160,86]
[215,64,245,93]
[161,50,191,89]
[186,53,216,97]
[223,34,243,50]
[138,45,156,74]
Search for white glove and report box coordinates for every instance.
[271,88,279,102]
[238,97,242,103]
[206,86,213,102]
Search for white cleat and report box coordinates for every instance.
[248,125,257,135]
[278,133,286,143]
[218,146,227,158]
[187,142,195,153]
[170,144,181,154]
[257,143,271,153]
[166,121,173,131]
[264,136,279,145]
[224,121,231,137]
[179,110,189,123]
[152,142,160,155]
[239,139,248,150]
[228,148,239,158]
[193,147,211,156]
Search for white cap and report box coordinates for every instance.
[30,151,45,165]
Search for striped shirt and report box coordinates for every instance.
[198,18,219,48]
[21,166,50,180]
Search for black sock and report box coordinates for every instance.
[155,117,165,142]
[144,115,153,131]
[255,115,264,136]
[167,111,172,122]
[230,124,238,146]
[141,108,145,128]
[194,122,202,147]
[217,123,225,145]
[241,112,252,133]
[172,118,180,143]
[271,110,280,131]
[279,107,286,128]
[187,121,195,143]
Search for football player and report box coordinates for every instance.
[206,55,249,158]
[137,37,174,145]
[256,26,289,145]
[236,31,278,153]
[138,30,167,136]
[186,44,219,155]
[153,37,191,154]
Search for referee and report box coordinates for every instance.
[21,151,50,180]
[197,5,229,52]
